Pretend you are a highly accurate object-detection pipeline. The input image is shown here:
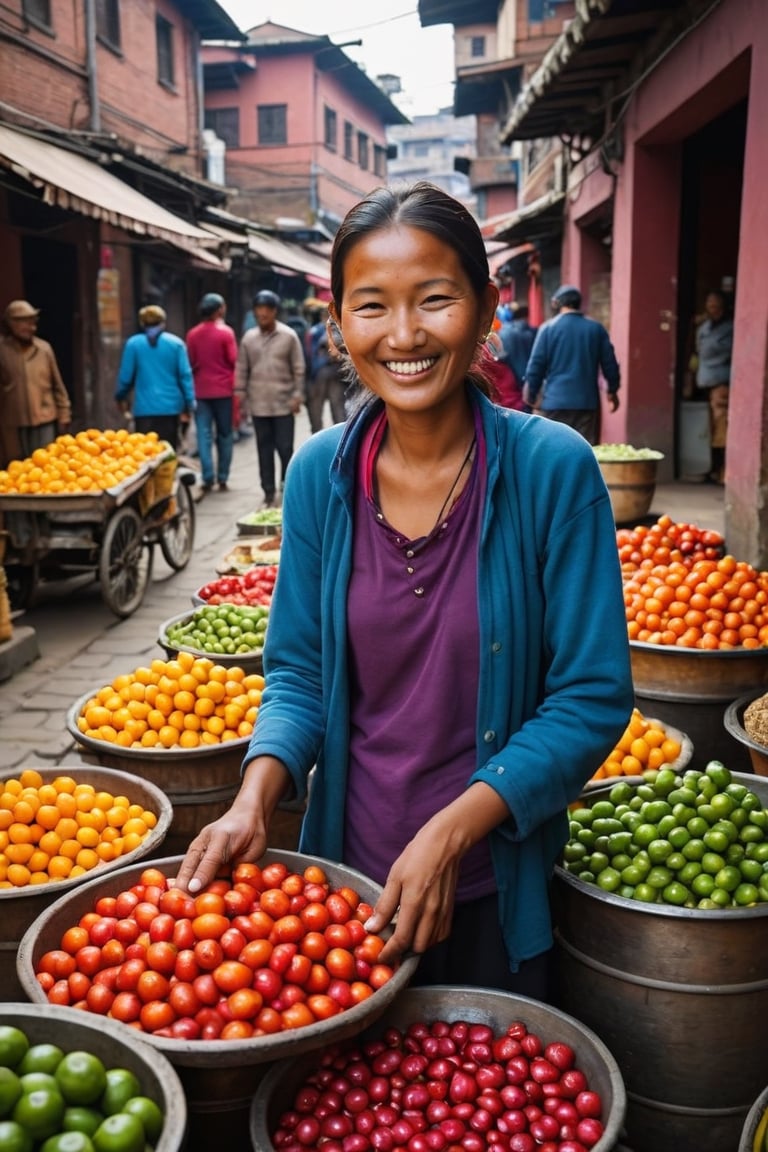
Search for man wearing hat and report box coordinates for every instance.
[115,304,195,450]
[186,293,238,493]
[0,300,71,468]
[236,290,305,507]
[523,285,620,445]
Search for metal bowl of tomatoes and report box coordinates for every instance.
[192,565,278,608]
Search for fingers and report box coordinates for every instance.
[173,827,235,893]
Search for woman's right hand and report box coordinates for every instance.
[173,755,293,893]
[172,804,268,893]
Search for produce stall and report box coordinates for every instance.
[0,431,196,617]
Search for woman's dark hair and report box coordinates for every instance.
[331,182,494,399]
[331,181,489,306]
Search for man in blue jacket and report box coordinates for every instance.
[523,285,620,444]
[116,304,195,449]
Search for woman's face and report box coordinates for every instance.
[332,225,496,414]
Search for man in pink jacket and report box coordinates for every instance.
[186,293,238,493]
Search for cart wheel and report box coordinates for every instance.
[159,479,195,571]
[98,506,153,617]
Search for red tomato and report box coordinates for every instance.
[95,895,117,918]
[61,926,89,955]
[269,942,297,975]
[325,893,352,924]
[67,970,91,1001]
[192,913,230,941]
[169,981,202,1018]
[300,932,329,962]
[270,915,304,944]
[233,862,264,888]
[39,949,77,980]
[172,918,195,951]
[300,902,330,932]
[194,890,227,916]
[148,913,176,942]
[89,917,118,947]
[140,1000,176,1033]
[369,963,394,990]
[74,945,105,978]
[305,964,331,995]
[260,888,291,919]
[239,939,273,969]
[223,888,251,917]
[281,1003,315,1030]
[355,934,385,964]
[213,960,253,993]
[284,954,312,986]
[111,990,142,1023]
[324,923,353,950]
[145,941,178,976]
[254,1006,282,1034]
[221,1020,254,1040]
[115,957,147,991]
[137,968,171,1003]
[261,861,289,888]
[114,890,140,918]
[174,949,201,983]
[226,988,263,1021]
[115,919,140,946]
[85,982,114,1015]
[326,948,356,981]
[194,937,224,970]
[244,910,275,940]
[193,973,221,1006]
[48,979,71,1005]
[253,967,282,1003]
[100,939,126,968]
[134,902,162,931]
[307,994,341,1021]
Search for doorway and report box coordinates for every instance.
[21,235,79,408]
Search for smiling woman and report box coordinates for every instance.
[174,181,634,1006]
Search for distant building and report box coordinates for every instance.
[202,22,408,234]
[386,111,477,213]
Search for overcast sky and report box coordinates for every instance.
[216,1,456,116]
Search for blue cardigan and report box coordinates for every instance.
[247,388,633,970]
[116,331,195,417]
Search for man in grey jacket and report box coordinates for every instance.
[236,290,305,507]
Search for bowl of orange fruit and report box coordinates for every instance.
[0,764,171,1000]
[588,707,692,785]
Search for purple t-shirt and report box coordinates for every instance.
[344,410,495,901]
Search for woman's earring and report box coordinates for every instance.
[483,330,505,361]
[327,318,347,354]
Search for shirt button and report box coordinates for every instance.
[495,765,505,775]
[492,642,502,653]
[483,730,495,743]
[406,549,415,558]
[414,586,425,597]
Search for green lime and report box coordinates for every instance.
[122,1096,164,1143]
[705,761,732,791]
[55,1053,107,1107]
[726,843,745,865]
[633,883,658,903]
[653,769,678,796]
[646,866,673,889]
[662,882,688,906]
[697,803,717,825]
[714,866,741,893]
[570,807,596,826]
[668,826,690,850]
[708,887,731,907]
[682,838,705,862]
[0,1067,22,1117]
[41,1133,96,1152]
[0,1029,30,1073]
[591,800,617,819]
[642,800,672,824]
[13,1087,65,1142]
[632,823,658,849]
[678,861,702,885]
[741,792,764,814]
[92,1111,145,1152]
[734,883,760,906]
[596,867,621,892]
[687,816,709,838]
[696,779,717,802]
[0,1120,33,1152]
[636,784,657,801]
[669,787,697,807]
[20,1073,59,1094]
[563,842,587,863]
[99,1070,141,1117]
[619,884,636,900]
[701,851,726,874]
[710,793,735,819]
[63,1106,104,1137]
[725,782,748,804]
[611,853,632,873]
[620,864,645,886]
[647,839,673,864]
[666,852,686,873]
[588,852,610,875]
[746,840,768,860]
[703,828,729,853]
[593,817,623,836]
[609,781,633,805]
[19,1046,64,1077]
[692,872,715,898]
[739,859,763,884]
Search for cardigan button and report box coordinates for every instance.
[492,641,502,653]
[483,730,495,743]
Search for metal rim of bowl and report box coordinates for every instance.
[249,985,627,1152]
[0,764,173,901]
[724,690,768,756]
[630,639,768,660]
[557,771,768,920]
[157,609,265,668]
[17,850,421,1067]
[65,689,251,762]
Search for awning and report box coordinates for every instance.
[500,0,702,143]
[247,232,330,286]
[0,124,219,250]
[486,191,566,246]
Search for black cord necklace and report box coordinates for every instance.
[430,434,477,532]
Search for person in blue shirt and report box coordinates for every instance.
[523,285,620,444]
[116,304,195,448]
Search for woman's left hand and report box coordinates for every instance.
[364,819,462,965]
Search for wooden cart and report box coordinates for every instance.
[0,447,196,617]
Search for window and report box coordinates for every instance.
[156,15,174,87]
[205,107,240,149]
[373,144,386,178]
[22,0,51,27]
[324,106,337,151]
[344,121,354,161]
[96,0,120,48]
[470,35,485,58]
[257,104,287,145]
[357,131,369,170]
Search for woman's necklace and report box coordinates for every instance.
[430,435,477,533]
